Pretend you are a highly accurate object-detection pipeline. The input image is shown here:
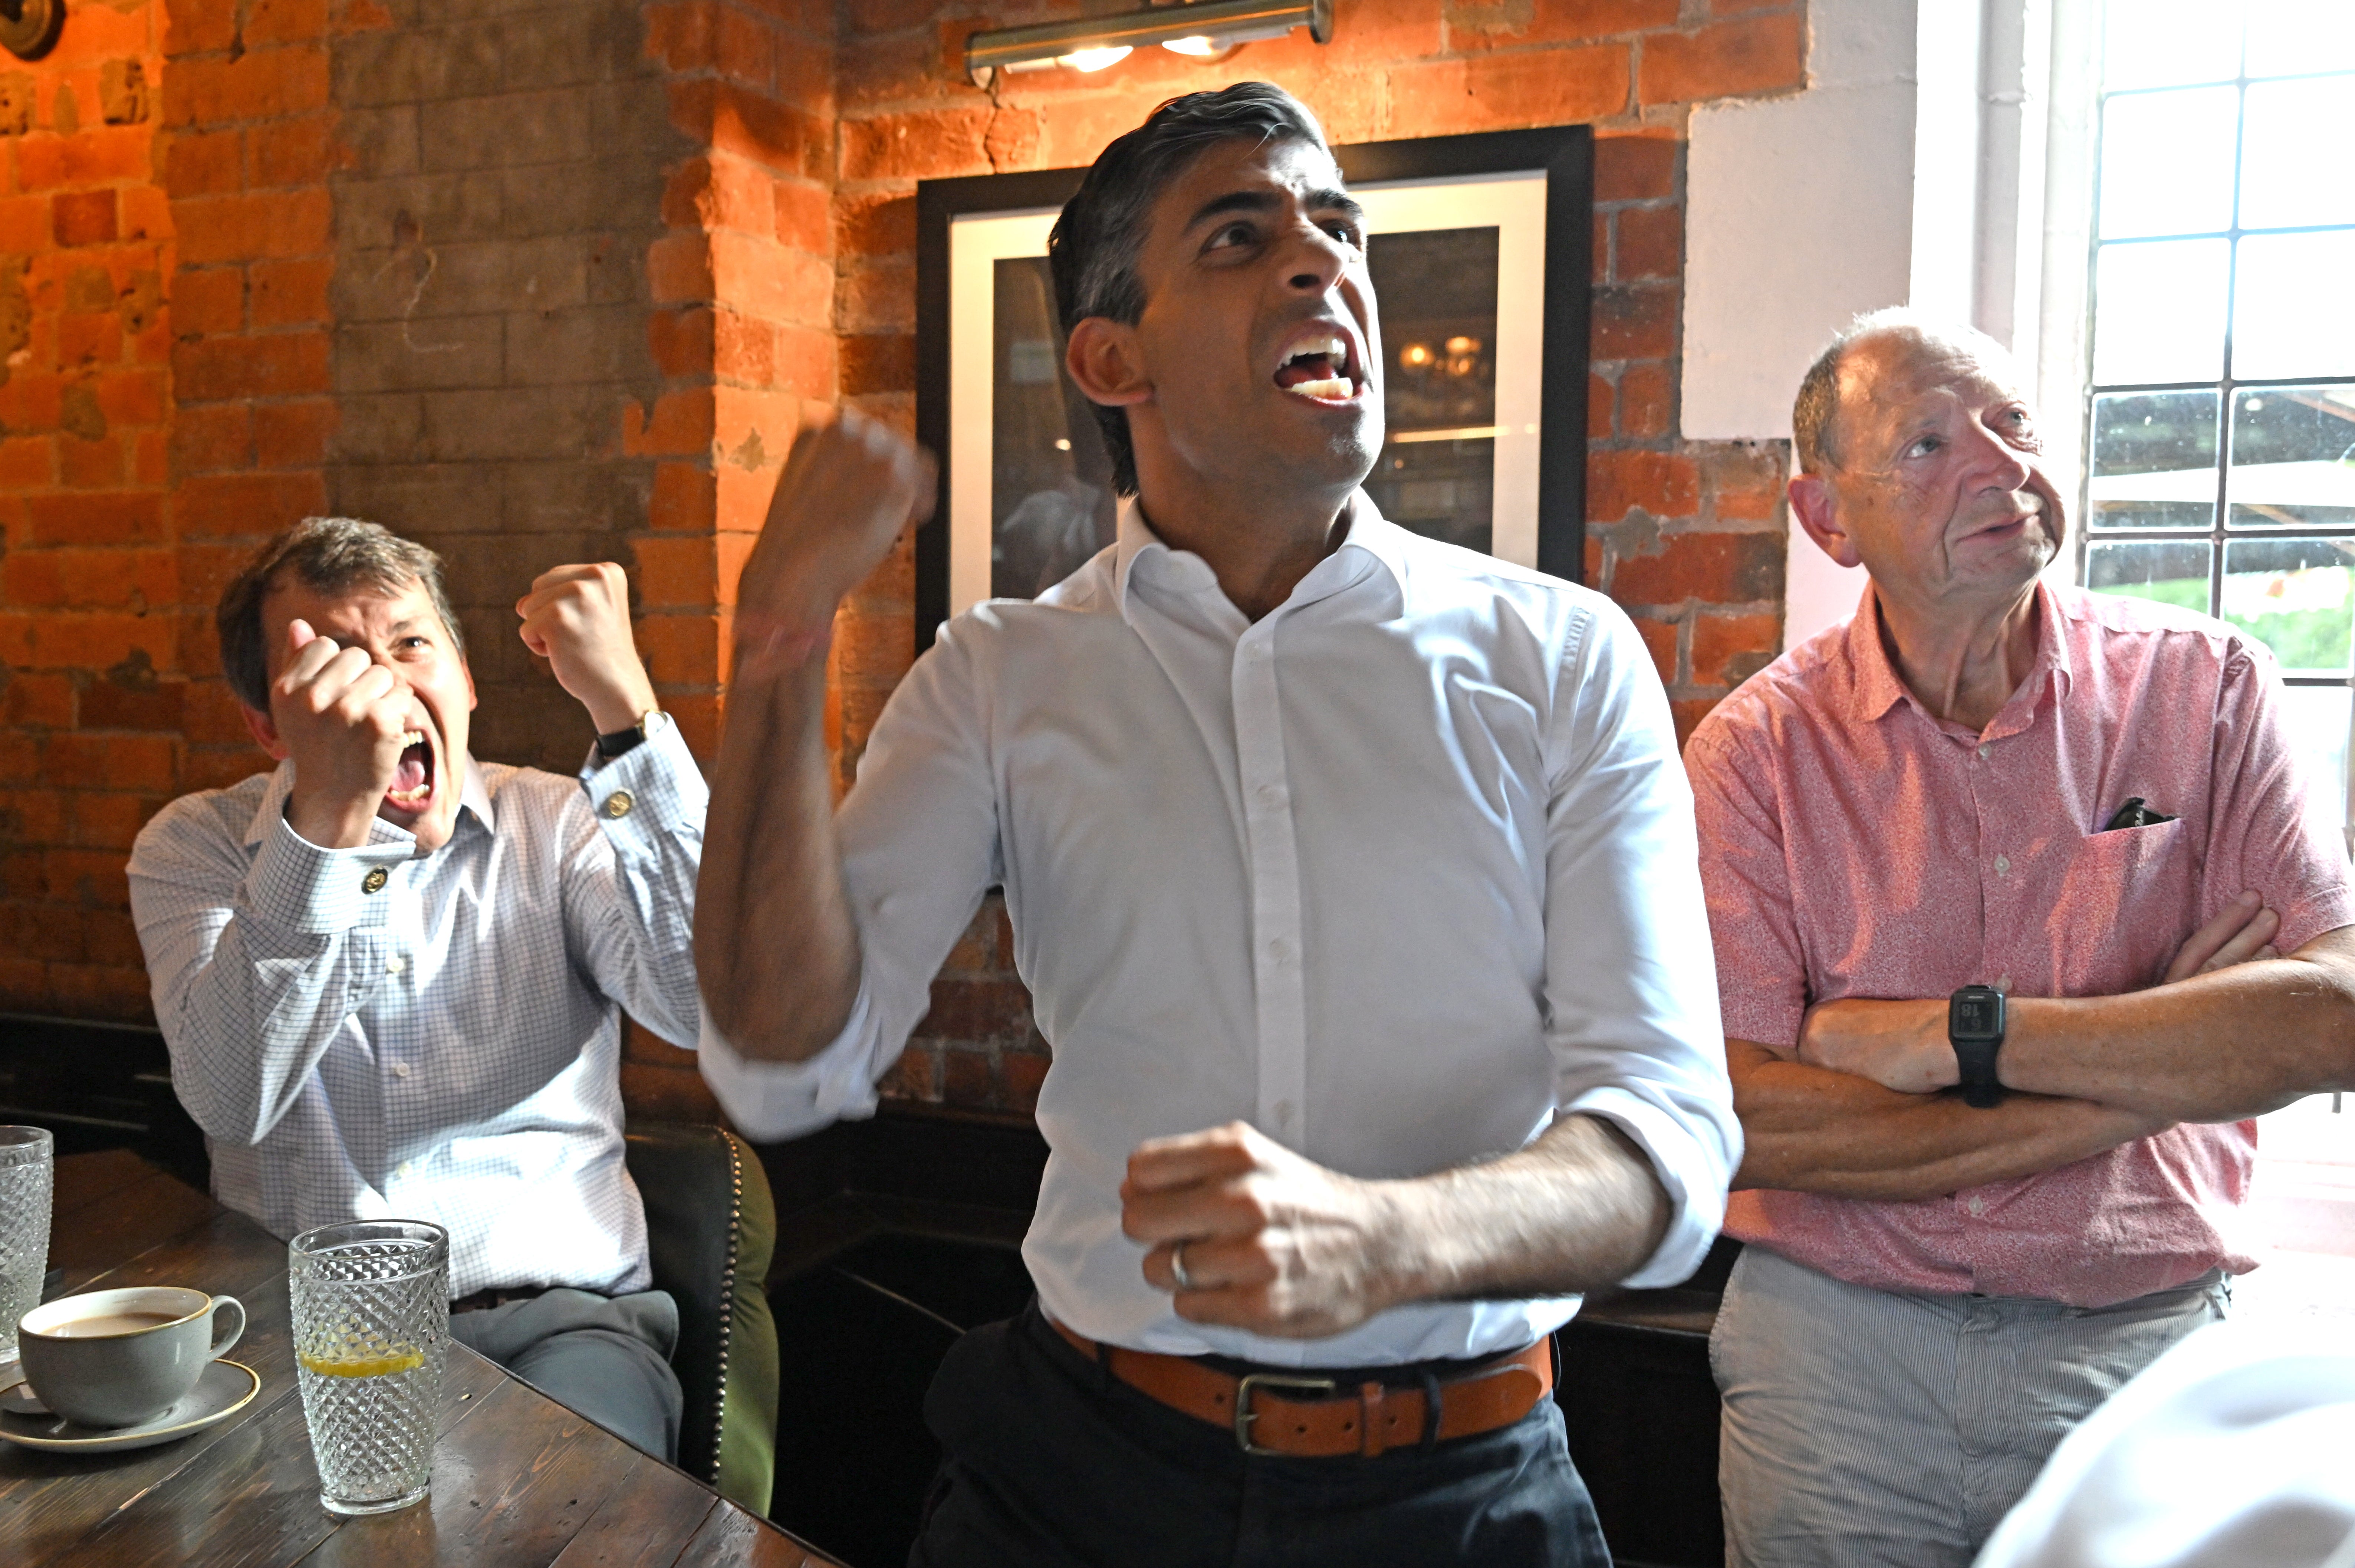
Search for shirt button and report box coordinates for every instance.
[1255,783,1286,808]
[1978,745,1991,760]
[1994,854,2011,876]
[1274,1100,1294,1126]
[1246,643,1269,662]
[392,1062,411,1079]
[602,790,635,819]
[1996,975,2012,993]
[1967,1195,1986,1217]
[396,1161,413,1178]
[385,954,406,976]
[1267,936,1295,964]
[361,867,389,895]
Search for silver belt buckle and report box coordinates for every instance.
[1233,1371,1339,1455]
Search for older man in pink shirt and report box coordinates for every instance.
[1684,309,2355,1568]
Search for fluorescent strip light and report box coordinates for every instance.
[967,0,1332,86]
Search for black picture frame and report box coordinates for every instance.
[913,124,1594,651]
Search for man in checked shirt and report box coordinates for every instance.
[1685,309,2355,1567]
[127,517,705,1461]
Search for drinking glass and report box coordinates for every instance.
[0,1125,53,1366]
[287,1219,448,1516]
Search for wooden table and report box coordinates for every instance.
[1,1151,847,1567]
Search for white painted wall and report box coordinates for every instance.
[1681,0,2089,651]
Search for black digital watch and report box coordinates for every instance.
[1948,984,2006,1109]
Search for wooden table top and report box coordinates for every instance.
[1,1150,846,1568]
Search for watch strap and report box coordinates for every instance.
[596,706,661,761]
[1948,984,2006,1110]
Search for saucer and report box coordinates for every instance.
[0,1359,260,1453]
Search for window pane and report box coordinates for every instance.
[2086,538,2214,613]
[2100,86,2239,240]
[2228,386,2355,529]
[2222,536,2355,674]
[2240,78,2355,231]
[2092,239,2230,386]
[2088,391,2220,530]
[2105,0,2243,90]
[2245,0,2355,78]
[2273,684,2353,831]
[2233,230,2355,380]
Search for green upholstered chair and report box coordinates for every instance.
[624,1121,780,1515]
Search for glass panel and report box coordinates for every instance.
[2104,0,2243,90]
[2274,683,2353,832]
[2228,386,2355,529]
[2085,538,2214,613]
[2092,238,2231,386]
[2245,1,2355,78]
[2088,390,2221,530]
[2100,86,2239,240]
[2233,230,2355,380]
[1361,227,1500,555]
[2240,78,2355,231]
[2222,536,2355,673]
[990,256,1116,601]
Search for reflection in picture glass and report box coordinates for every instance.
[1361,227,1501,555]
[991,256,1116,601]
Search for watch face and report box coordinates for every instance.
[1953,993,2003,1040]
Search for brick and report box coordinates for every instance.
[924,975,1031,1041]
[171,329,331,401]
[165,0,239,54]
[839,332,913,397]
[1591,283,1678,361]
[622,387,714,457]
[1638,11,1805,105]
[773,178,829,253]
[174,470,330,536]
[649,462,716,533]
[94,368,168,427]
[250,114,335,186]
[122,187,174,243]
[1669,697,1719,749]
[164,128,243,197]
[244,0,329,45]
[712,308,773,385]
[671,79,827,179]
[1447,0,1679,48]
[52,191,118,247]
[82,670,184,732]
[162,47,332,129]
[632,612,718,687]
[1631,612,1678,686]
[174,187,333,263]
[840,107,991,181]
[647,232,713,304]
[15,126,153,191]
[1703,442,1785,522]
[45,848,135,909]
[43,733,176,793]
[1388,45,1630,130]
[649,305,716,379]
[0,193,46,255]
[172,267,246,335]
[59,434,128,488]
[939,1047,993,1109]
[1691,611,1782,688]
[22,492,165,546]
[72,793,165,851]
[1588,372,1614,440]
[1001,1048,1047,1114]
[1615,203,1682,280]
[1610,529,1784,607]
[633,535,716,607]
[1619,361,1672,439]
[1590,449,1699,521]
[832,188,912,259]
[0,436,53,489]
[1595,133,1677,201]
[57,312,124,366]
[253,399,338,467]
[250,257,332,326]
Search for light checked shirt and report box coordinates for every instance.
[127,717,706,1299]
[702,496,1740,1367]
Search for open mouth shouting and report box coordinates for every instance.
[384,724,437,817]
[1272,325,1365,405]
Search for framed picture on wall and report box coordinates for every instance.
[912,124,1593,650]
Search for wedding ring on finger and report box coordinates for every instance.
[1171,1241,1197,1293]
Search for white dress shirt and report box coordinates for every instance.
[702,499,1737,1366]
[127,717,705,1299]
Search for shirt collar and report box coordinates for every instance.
[1112,490,1407,628]
[242,753,496,849]
[1842,578,2072,733]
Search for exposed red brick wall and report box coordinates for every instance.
[830,0,1803,1116]
[0,0,175,1019]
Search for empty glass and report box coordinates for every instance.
[288,1220,448,1516]
[0,1126,53,1365]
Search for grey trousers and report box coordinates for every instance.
[1711,1246,2226,1568]
[448,1287,684,1464]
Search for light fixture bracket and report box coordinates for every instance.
[967,0,1332,87]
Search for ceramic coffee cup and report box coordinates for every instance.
[18,1285,246,1428]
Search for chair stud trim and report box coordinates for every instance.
[707,1127,745,1486]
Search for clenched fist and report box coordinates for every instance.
[515,562,660,736]
[271,618,432,851]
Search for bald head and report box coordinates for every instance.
[1793,310,2022,476]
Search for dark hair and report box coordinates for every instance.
[217,516,464,712]
[1048,82,1332,496]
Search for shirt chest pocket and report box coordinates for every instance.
[2040,819,2196,990]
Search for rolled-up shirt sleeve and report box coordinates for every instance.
[564,713,707,1048]
[1541,602,1740,1289]
[698,622,1001,1141]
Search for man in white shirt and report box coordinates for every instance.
[128,516,707,1460]
[695,83,1738,1565]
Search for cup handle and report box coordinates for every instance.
[207,1295,246,1361]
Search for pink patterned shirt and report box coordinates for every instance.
[1686,583,2354,1308]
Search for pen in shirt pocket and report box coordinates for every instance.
[2099,796,2177,832]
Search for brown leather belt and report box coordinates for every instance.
[1051,1318,1553,1458]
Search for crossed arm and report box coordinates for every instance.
[1733,899,2355,1201]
